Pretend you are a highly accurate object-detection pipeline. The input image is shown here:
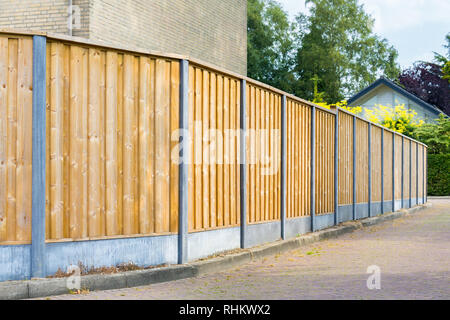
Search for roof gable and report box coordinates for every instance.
[347,77,443,115]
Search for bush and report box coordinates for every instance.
[427,154,450,196]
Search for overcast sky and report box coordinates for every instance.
[276,0,450,69]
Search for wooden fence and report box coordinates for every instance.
[0,31,429,280]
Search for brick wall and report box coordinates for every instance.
[0,0,247,74]
[0,0,89,38]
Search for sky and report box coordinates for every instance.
[276,0,450,69]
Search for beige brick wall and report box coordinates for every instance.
[0,0,247,74]
[0,0,89,37]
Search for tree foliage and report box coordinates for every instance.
[398,33,450,115]
[247,0,297,93]
[414,114,450,155]
[247,0,400,103]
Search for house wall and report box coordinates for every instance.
[0,0,247,75]
[349,84,440,122]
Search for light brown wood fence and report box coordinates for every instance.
[0,32,428,245]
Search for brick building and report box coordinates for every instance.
[0,0,247,74]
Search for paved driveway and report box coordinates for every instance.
[40,199,450,300]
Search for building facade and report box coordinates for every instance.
[0,0,247,74]
[348,77,444,122]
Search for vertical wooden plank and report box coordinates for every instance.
[255,88,260,222]
[216,75,224,227]
[138,56,150,234]
[6,38,18,241]
[62,45,70,238]
[0,37,7,241]
[49,42,64,239]
[116,53,124,235]
[99,51,106,236]
[69,46,88,239]
[187,65,195,231]
[223,76,230,226]
[105,51,118,236]
[155,59,171,233]
[229,79,236,225]
[202,70,210,229]
[194,67,203,230]
[122,54,136,235]
[87,48,102,237]
[16,38,33,241]
[208,72,216,228]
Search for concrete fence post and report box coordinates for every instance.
[280,95,287,239]
[334,108,339,225]
[31,35,47,279]
[381,128,384,214]
[240,79,247,248]
[178,59,189,264]
[368,123,372,217]
[311,107,316,231]
[352,116,356,220]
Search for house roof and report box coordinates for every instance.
[347,77,444,116]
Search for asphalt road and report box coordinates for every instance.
[40,199,450,300]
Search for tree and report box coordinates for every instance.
[414,114,450,155]
[398,62,450,115]
[293,0,400,103]
[247,0,297,93]
[398,33,450,115]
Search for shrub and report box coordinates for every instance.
[427,154,450,196]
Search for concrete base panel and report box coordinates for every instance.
[369,202,382,217]
[315,213,335,230]
[46,235,178,276]
[246,221,281,248]
[285,216,311,239]
[394,199,402,211]
[187,227,240,261]
[403,199,411,208]
[338,205,353,223]
[0,245,31,282]
[381,200,394,214]
[355,203,369,220]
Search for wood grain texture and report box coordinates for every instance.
[40,41,179,241]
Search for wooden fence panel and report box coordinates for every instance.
[418,145,424,198]
[338,111,353,205]
[188,64,241,231]
[45,41,179,241]
[315,110,335,214]
[355,119,369,204]
[0,35,33,244]
[371,125,382,202]
[394,134,402,200]
[403,139,410,200]
[246,82,281,223]
[411,141,417,199]
[383,131,393,201]
[286,99,311,218]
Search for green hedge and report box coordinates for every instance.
[427,154,450,196]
